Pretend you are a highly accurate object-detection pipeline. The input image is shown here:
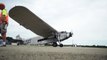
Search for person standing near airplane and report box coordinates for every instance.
[0,3,8,46]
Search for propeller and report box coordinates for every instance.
[69,30,73,37]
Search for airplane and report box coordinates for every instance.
[9,6,73,47]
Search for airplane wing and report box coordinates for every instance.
[9,6,57,38]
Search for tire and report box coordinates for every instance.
[59,44,63,47]
[52,42,58,47]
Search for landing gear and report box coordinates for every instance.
[52,42,63,47]
[52,42,58,47]
[59,44,63,47]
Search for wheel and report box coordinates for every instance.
[52,42,58,47]
[59,44,63,47]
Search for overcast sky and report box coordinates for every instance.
[0,0,107,45]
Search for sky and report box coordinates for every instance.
[0,0,107,45]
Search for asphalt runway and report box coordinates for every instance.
[0,45,107,60]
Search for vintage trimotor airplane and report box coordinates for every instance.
[9,6,73,47]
